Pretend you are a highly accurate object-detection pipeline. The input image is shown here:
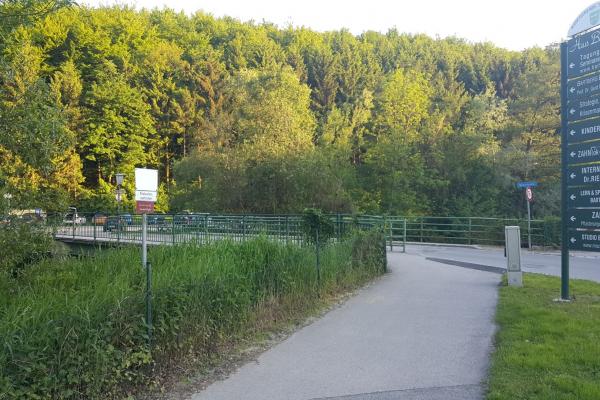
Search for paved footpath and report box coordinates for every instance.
[190,251,500,400]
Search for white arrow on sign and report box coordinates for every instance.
[570,87,576,93]
[570,173,577,179]
[570,216,576,222]
[570,194,577,201]
[571,237,577,243]
[570,109,576,115]
[570,130,576,136]
[570,63,576,69]
[570,151,576,157]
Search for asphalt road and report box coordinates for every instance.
[406,244,600,283]
[190,251,500,400]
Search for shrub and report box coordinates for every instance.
[542,216,561,247]
[0,218,56,276]
[0,231,385,399]
[301,208,335,244]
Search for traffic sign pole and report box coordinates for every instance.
[526,196,532,250]
[561,42,570,300]
[142,213,147,270]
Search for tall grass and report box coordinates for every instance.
[0,230,385,399]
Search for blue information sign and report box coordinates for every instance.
[567,118,600,144]
[567,29,600,79]
[567,140,600,164]
[516,181,538,189]
[560,4,600,297]
[567,230,600,252]
[567,71,600,101]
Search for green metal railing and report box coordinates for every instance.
[49,213,392,247]
[397,216,559,247]
[48,212,560,249]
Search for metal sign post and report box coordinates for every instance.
[561,5,600,300]
[135,168,158,347]
[516,182,537,251]
[526,187,533,250]
[142,213,147,270]
[561,40,572,301]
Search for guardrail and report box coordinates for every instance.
[48,213,394,248]
[45,212,560,249]
[395,216,559,248]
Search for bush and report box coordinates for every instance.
[0,219,56,275]
[542,216,561,247]
[301,208,335,244]
[0,231,385,399]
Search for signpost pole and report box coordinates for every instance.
[560,42,570,300]
[527,197,532,250]
[142,213,148,270]
[146,260,152,348]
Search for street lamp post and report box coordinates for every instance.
[115,173,125,216]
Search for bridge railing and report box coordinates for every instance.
[48,212,391,247]
[47,212,560,249]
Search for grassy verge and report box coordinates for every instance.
[0,230,385,399]
[487,274,600,400]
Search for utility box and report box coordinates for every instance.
[505,226,523,287]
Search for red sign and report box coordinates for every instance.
[135,201,155,214]
[525,187,534,203]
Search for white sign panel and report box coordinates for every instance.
[569,2,600,37]
[135,190,158,202]
[135,168,158,191]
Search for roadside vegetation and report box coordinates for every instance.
[487,274,600,400]
[0,230,386,399]
[1,1,560,219]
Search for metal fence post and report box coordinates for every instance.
[382,226,388,272]
[93,215,96,244]
[420,218,424,242]
[285,215,289,245]
[389,220,394,252]
[242,215,246,242]
[403,218,407,253]
[172,214,176,245]
[315,227,321,293]
[204,214,209,244]
[468,217,472,245]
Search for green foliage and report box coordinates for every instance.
[0,233,384,399]
[0,5,561,219]
[0,219,55,275]
[301,208,335,244]
[542,216,561,247]
[488,274,600,399]
[172,150,355,213]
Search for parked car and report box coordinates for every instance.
[102,215,132,232]
[148,214,170,231]
[93,213,107,225]
[20,213,46,223]
[120,213,133,225]
[63,212,86,225]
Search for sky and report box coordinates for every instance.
[83,0,597,51]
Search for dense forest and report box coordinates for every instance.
[0,2,561,217]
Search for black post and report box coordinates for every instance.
[560,42,570,300]
[382,227,388,272]
[315,227,321,291]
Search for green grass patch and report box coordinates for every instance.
[487,273,600,400]
[0,230,385,399]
